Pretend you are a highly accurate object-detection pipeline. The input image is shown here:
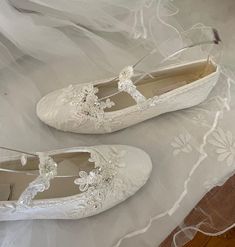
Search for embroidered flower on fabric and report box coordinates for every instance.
[171,133,192,156]
[72,148,126,214]
[60,84,115,128]
[208,128,235,166]
[74,170,103,192]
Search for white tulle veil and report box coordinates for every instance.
[0,1,235,247]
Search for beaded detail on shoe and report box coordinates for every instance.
[118,66,146,104]
[16,147,127,211]
[17,153,57,207]
[59,84,115,128]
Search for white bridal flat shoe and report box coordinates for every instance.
[0,145,152,221]
[37,59,220,134]
[37,29,221,134]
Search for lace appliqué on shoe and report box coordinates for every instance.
[15,147,126,216]
[17,153,57,207]
[118,66,146,104]
[71,147,126,215]
[61,84,115,128]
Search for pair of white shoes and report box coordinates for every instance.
[0,32,221,220]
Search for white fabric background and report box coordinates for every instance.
[0,1,235,247]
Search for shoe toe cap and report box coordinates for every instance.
[93,145,152,214]
[37,86,87,132]
[111,145,152,197]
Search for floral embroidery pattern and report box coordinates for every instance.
[71,148,127,215]
[74,170,103,192]
[17,153,57,207]
[171,133,192,156]
[60,84,114,128]
[208,128,235,166]
[16,147,127,213]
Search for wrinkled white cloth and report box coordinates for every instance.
[0,0,235,247]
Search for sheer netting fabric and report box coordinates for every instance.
[0,0,234,247]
